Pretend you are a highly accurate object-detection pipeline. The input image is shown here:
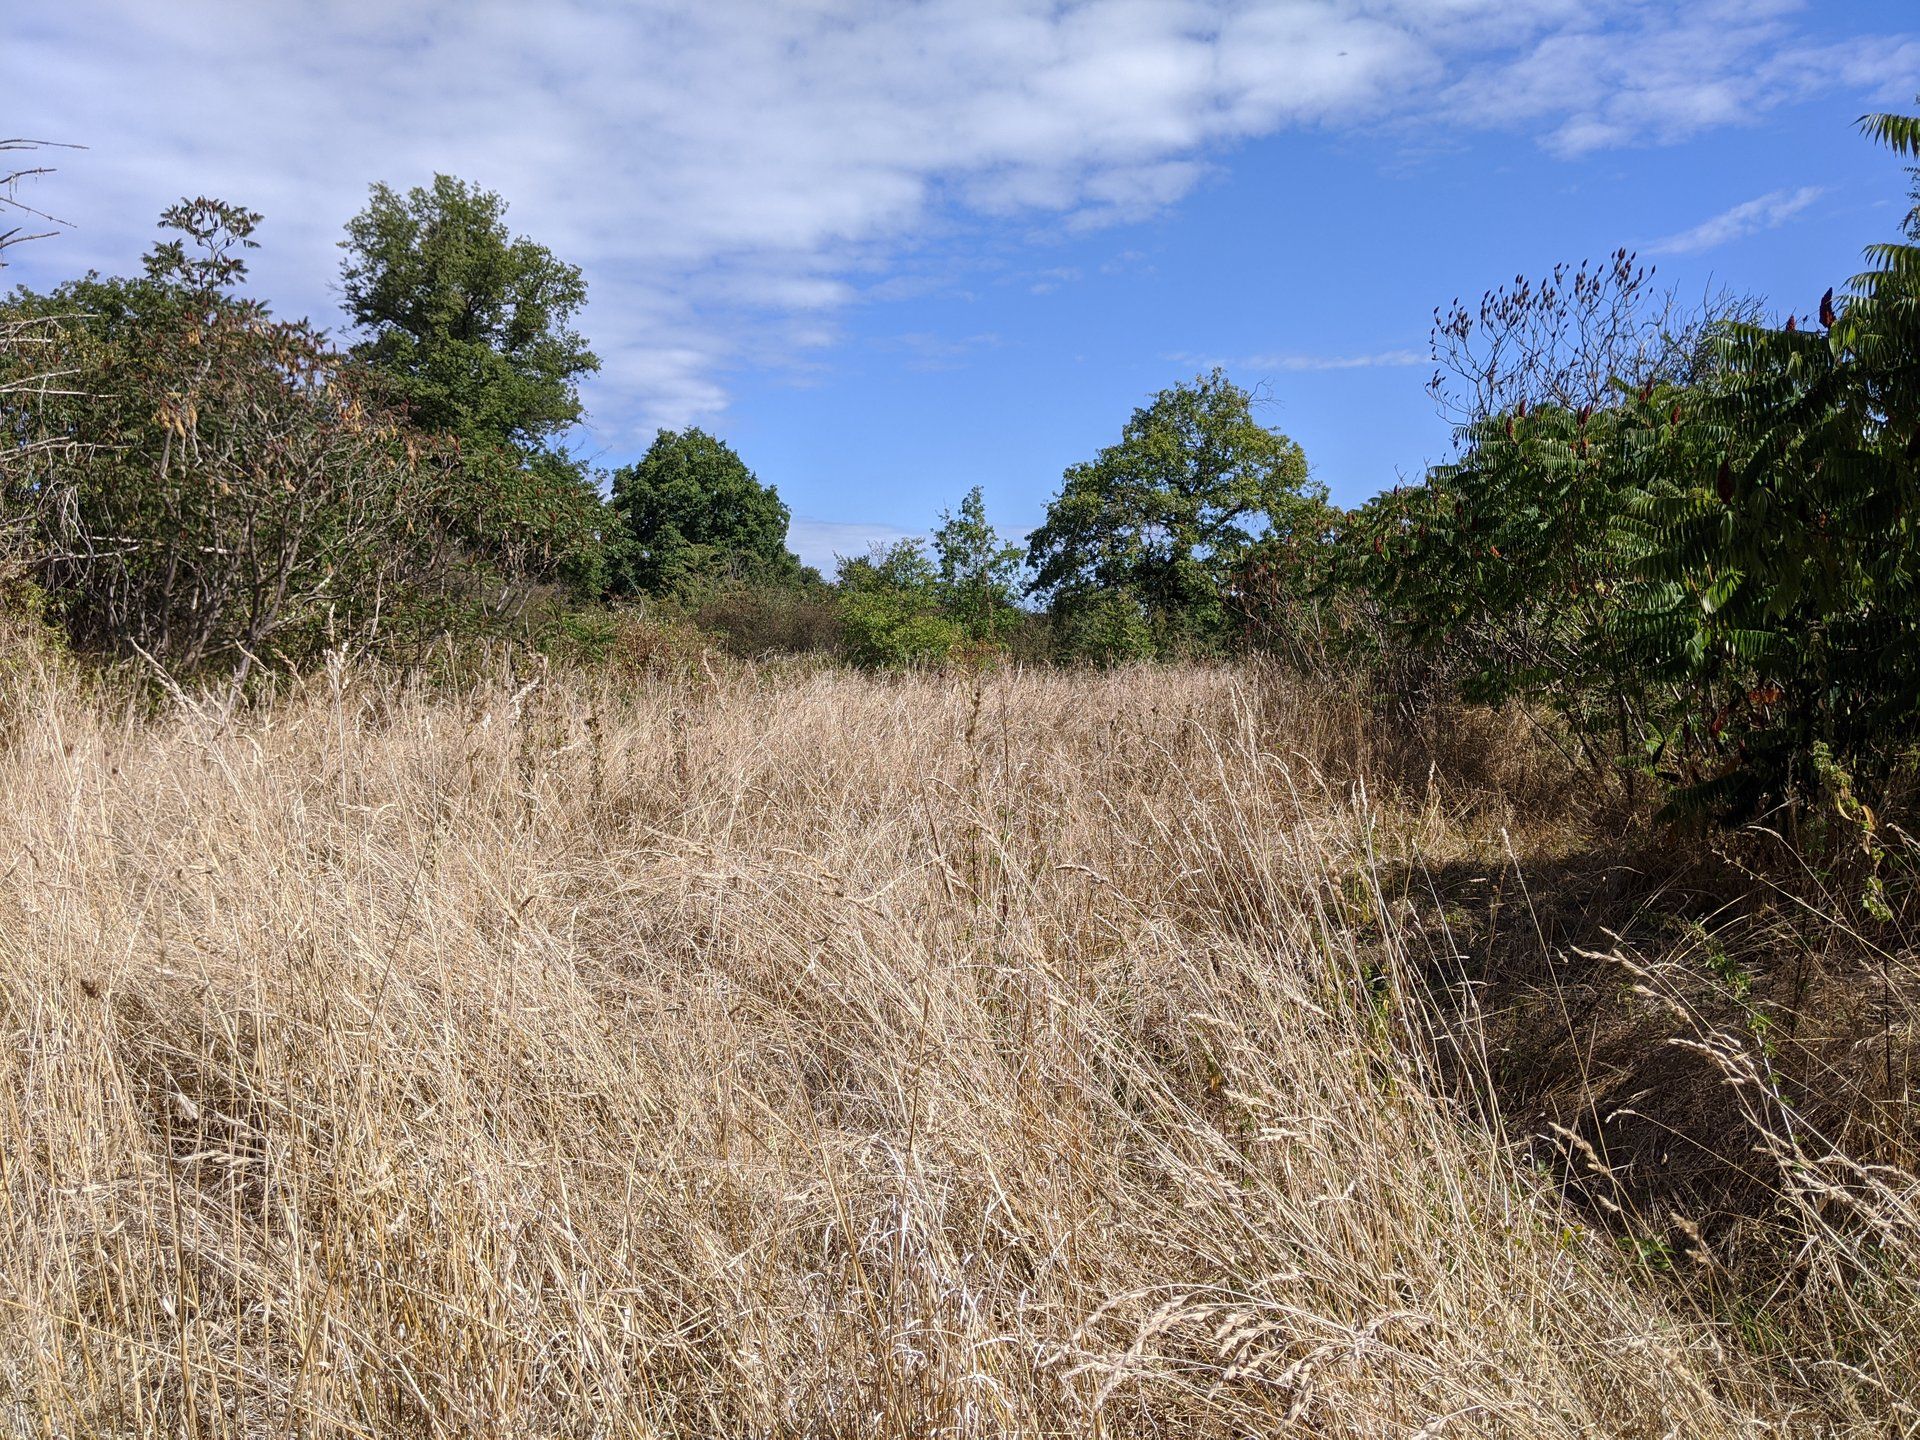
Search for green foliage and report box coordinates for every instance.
[1051,588,1156,665]
[340,175,596,450]
[0,199,477,676]
[1028,369,1320,656]
[1342,396,1670,777]
[449,443,608,596]
[1340,245,1751,772]
[1222,493,1344,666]
[1606,231,1920,815]
[1348,110,1920,821]
[339,176,605,593]
[931,485,1025,643]
[836,539,960,667]
[607,427,810,598]
[1571,111,1920,817]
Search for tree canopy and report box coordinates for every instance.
[339,175,597,451]
[607,427,809,597]
[338,175,606,593]
[1345,110,1920,819]
[1027,369,1320,654]
[836,538,960,666]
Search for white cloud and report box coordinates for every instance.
[787,519,923,577]
[1252,349,1427,372]
[878,331,1004,372]
[5,1,1916,439]
[1436,3,1920,159]
[1648,186,1826,255]
[1170,347,1426,372]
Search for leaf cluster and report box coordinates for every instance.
[1027,368,1321,657]
[606,427,811,600]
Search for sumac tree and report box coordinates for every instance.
[1351,112,1920,820]
[1604,112,1920,817]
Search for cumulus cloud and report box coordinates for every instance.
[1648,186,1826,255]
[5,1,1916,443]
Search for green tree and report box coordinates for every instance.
[606,427,810,597]
[1027,369,1319,655]
[338,176,605,592]
[340,175,596,448]
[931,486,1025,643]
[1052,590,1156,666]
[836,539,960,667]
[1344,395,1678,783]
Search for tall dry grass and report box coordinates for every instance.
[0,644,1905,1435]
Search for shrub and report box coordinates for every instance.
[836,539,961,667]
[1340,112,1920,821]
[606,428,812,598]
[1595,114,1920,816]
[693,581,843,657]
[0,200,486,679]
[1051,588,1155,665]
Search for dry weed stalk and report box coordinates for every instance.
[0,647,1887,1436]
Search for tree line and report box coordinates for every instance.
[4,112,1919,825]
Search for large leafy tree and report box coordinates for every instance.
[606,427,809,597]
[338,176,604,592]
[1027,369,1319,653]
[340,175,595,448]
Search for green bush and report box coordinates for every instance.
[1341,111,1920,821]
[1052,589,1156,665]
[607,428,812,599]
[836,540,961,667]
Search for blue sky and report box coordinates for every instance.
[8,1,1920,571]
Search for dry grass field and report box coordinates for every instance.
[0,644,1913,1437]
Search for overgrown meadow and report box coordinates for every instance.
[1,117,1918,1436]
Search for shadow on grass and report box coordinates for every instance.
[1387,835,1915,1242]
